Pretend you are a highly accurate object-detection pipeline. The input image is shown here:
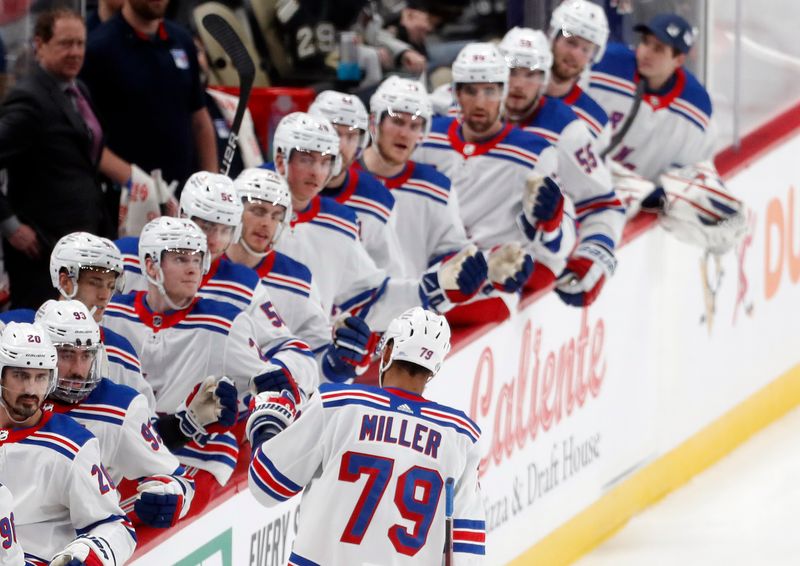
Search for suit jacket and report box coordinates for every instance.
[0,64,111,245]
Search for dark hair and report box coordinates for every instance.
[34,7,83,43]
[393,359,433,379]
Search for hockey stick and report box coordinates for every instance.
[444,477,455,566]
[201,13,256,176]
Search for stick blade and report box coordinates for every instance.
[201,13,256,80]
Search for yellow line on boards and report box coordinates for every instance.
[507,361,800,566]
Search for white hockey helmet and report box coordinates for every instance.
[500,27,553,89]
[377,307,452,386]
[0,322,59,419]
[234,168,293,252]
[272,112,342,185]
[35,300,102,404]
[309,91,370,165]
[139,217,210,307]
[369,76,433,146]
[549,0,610,63]
[180,172,244,243]
[451,42,510,105]
[50,232,125,300]
[658,162,747,255]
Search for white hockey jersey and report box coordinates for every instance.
[50,378,180,485]
[558,82,612,153]
[588,42,715,181]
[0,411,136,565]
[249,384,485,565]
[113,243,317,395]
[363,160,470,278]
[0,309,156,410]
[517,96,625,252]
[0,483,23,566]
[275,196,426,332]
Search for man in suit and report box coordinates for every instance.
[0,8,112,309]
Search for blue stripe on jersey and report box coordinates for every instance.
[104,310,140,324]
[68,411,125,427]
[454,519,485,529]
[588,81,635,99]
[345,277,389,321]
[174,322,230,336]
[421,140,451,150]
[125,265,142,275]
[78,514,137,541]
[260,451,302,492]
[308,219,358,241]
[338,278,387,313]
[0,308,34,324]
[174,445,237,468]
[582,233,616,250]
[576,191,619,207]
[484,151,535,169]
[348,203,388,223]
[667,106,706,131]
[288,552,320,566]
[454,542,485,555]
[105,353,140,373]
[249,467,291,503]
[263,279,309,298]
[18,438,76,460]
[199,287,250,307]
[394,186,448,206]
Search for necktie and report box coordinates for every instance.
[66,84,103,163]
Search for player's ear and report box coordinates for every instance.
[58,270,74,295]
[675,52,687,69]
[144,256,159,279]
[275,153,286,176]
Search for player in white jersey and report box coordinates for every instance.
[103,217,302,493]
[0,232,155,408]
[500,27,625,306]
[0,483,23,566]
[414,42,577,299]
[229,168,376,384]
[270,111,489,332]
[588,13,714,184]
[246,307,485,565]
[308,90,406,277]
[546,0,613,150]
[362,76,535,323]
[0,322,135,565]
[37,299,204,529]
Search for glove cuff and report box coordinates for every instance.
[575,242,617,278]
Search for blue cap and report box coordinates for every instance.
[634,13,695,54]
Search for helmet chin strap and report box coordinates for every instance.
[57,279,79,300]
[239,237,270,259]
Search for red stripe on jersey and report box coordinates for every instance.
[321,390,391,406]
[453,530,486,543]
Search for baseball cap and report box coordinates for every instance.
[633,13,696,54]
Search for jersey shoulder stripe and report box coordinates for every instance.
[21,413,94,460]
[669,72,712,130]
[0,308,34,325]
[430,115,456,135]
[526,97,581,143]
[570,90,609,134]
[311,198,360,240]
[250,447,304,502]
[101,325,141,371]
[591,42,637,84]
[262,252,313,298]
[81,377,138,412]
[346,171,395,223]
[105,294,139,323]
[115,236,141,274]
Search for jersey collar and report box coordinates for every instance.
[518,96,548,130]
[384,387,430,403]
[135,290,199,332]
[0,409,54,443]
[322,167,360,203]
[201,256,222,287]
[254,250,277,278]
[562,83,583,106]
[447,119,513,158]
[635,67,686,110]
[291,196,321,226]
[374,161,416,189]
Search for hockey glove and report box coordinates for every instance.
[251,366,301,404]
[322,316,377,382]
[175,376,238,442]
[518,175,565,240]
[555,242,618,307]
[134,474,195,529]
[246,390,298,448]
[420,244,488,312]
[50,535,114,566]
[486,242,534,293]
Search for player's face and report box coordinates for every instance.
[74,268,119,322]
[457,83,503,134]
[551,34,596,82]
[636,34,684,83]
[55,345,97,394]
[1,367,51,421]
[506,68,545,117]
[192,217,236,262]
[35,16,86,82]
[284,151,334,203]
[127,0,169,21]
[378,112,426,165]
[241,200,287,252]
[334,124,362,169]
[158,250,204,302]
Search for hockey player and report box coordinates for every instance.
[103,217,301,490]
[500,27,625,306]
[269,111,490,332]
[0,322,136,565]
[246,307,485,565]
[116,175,319,395]
[229,168,374,384]
[362,76,534,322]
[414,42,576,297]
[588,13,714,183]
[36,299,210,528]
[0,482,23,566]
[308,90,405,276]
[546,0,613,150]
[0,232,154,407]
